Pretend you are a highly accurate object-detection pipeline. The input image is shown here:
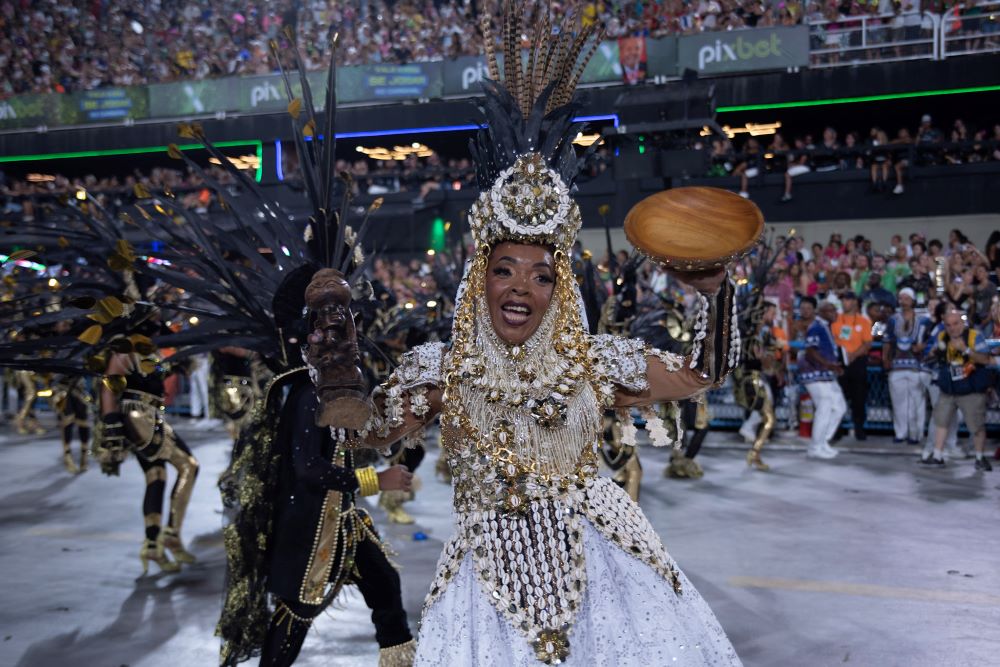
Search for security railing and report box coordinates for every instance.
[809,1,1000,68]
[940,0,1000,59]
[708,361,1000,435]
[808,10,941,67]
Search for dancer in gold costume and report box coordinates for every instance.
[94,317,200,574]
[13,370,45,435]
[51,375,91,473]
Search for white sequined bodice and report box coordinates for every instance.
[379,337,686,656]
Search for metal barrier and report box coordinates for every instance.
[808,1,1000,68]
[709,364,1000,435]
[808,10,940,68]
[940,0,1000,59]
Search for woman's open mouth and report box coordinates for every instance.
[500,301,532,326]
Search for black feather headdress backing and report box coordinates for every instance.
[466,2,603,253]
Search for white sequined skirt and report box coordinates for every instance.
[414,520,742,666]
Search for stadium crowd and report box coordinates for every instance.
[712,114,1000,200]
[5,189,999,467]
[619,224,999,468]
[2,0,814,97]
[4,110,999,221]
[0,165,235,221]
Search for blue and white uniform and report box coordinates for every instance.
[800,317,847,456]
[884,312,929,442]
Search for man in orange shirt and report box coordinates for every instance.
[832,292,873,440]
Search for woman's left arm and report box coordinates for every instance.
[614,356,713,407]
[612,271,738,407]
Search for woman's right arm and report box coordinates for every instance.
[356,342,447,449]
[362,387,442,450]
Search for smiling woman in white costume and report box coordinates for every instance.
[357,4,753,665]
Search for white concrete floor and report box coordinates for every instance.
[1,420,998,667]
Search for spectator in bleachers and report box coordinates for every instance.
[833,291,873,441]
[780,136,814,203]
[866,126,892,193]
[841,131,864,170]
[968,263,998,326]
[916,113,943,145]
[764,265,796,313]
[887,245,912,286]
[826,270,853,302]
[871,254,898,291]
[927,238,944,259]
[851,253,871,294]
[891,127,913,194]
[800,259,821,297]
[810,242,824,265]
[733,137,763,199]
[861,271,896,309]
[812,127,842,174]
[899,256,933,308]
[984,231,1000,280]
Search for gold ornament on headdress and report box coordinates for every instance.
[468,2,603,254]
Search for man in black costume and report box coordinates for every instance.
[219,266,417,667]
[259,370,415,666]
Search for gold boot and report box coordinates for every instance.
[435,455,452,484]
[611,449,642,503]
[160,527,196,564]
[379,490,415,525]
[379,639,416,667]
[747,450,770,471]
[682,456,704,479]
[666,455,704,479]
[140,538,181,574]
[666,455,690,478]
[61,444,79,474]
[78,447,88,473]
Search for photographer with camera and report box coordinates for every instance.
[924,309,993,470]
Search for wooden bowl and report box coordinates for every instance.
[623,187,764,271]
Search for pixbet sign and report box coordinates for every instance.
[461,60,490,92]
[698,33,783,70]
[250,80,282,108]
[678,25,809,75]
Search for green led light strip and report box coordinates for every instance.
[0,140,265,182]
[716,85,1000,113]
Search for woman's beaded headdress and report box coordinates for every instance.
[467,2,603,254]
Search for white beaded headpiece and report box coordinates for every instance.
[467,3,602,254]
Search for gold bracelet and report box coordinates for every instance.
[355,466,380,497]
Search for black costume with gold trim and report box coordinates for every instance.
[13,369,45,435]
[218,367,413,667]
[732,325,779,471]
[211,349,265,442]
[732,243,783,471]
[96,348,200,573]
[52,374,91,473]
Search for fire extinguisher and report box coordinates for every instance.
[798,391,813,438]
